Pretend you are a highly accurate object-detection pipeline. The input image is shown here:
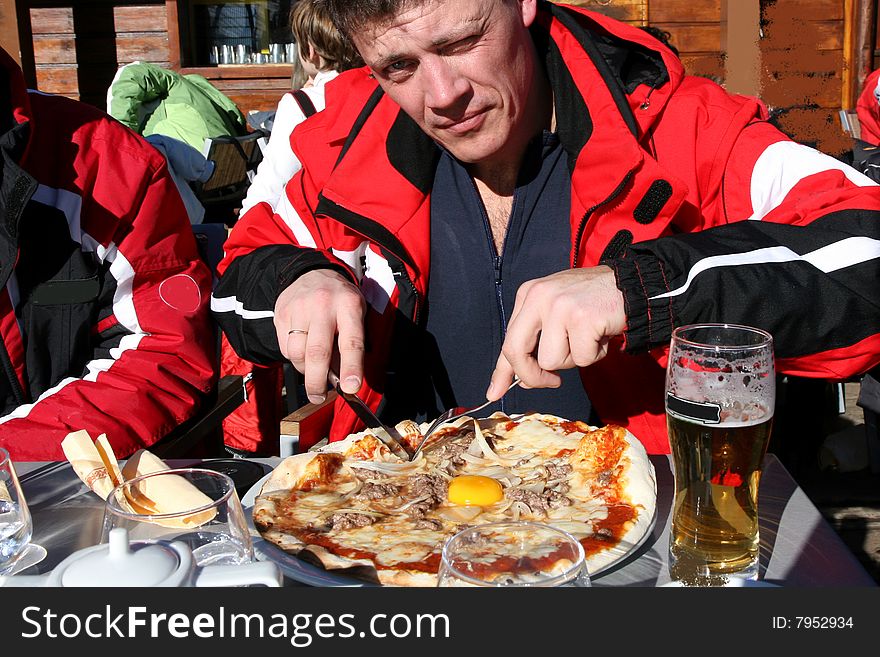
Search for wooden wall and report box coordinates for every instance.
[31,1,169,107]
[13,0,876,154]
[760,0,850,154]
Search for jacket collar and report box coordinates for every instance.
[317,2,685,253]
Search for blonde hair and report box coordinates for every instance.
[290,0,364,72]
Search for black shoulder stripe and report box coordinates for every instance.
[334,85,386,169]
[316,194,417,271]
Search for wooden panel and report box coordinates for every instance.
[32,36,76,64]
[765,0,844,21]
[653,23,721,53]
[649,0,721,23]
[680,53,724,81]
[30,7,74,35]
[35,65,78,93]
[117,34,170,62]
[774,107,852,156]
[559,0,647,22]
[763,48,843,108]
[216,88,289,115]
[114,4,167,32]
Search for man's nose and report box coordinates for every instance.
[421,57,469,110]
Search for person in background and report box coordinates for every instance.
[212,0,880,454]
[240,0,364,216]
[219,0,364,455]
[852,68,880,183]
[850,67,880,472]
[0,47,216,460]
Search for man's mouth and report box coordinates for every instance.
[436,109,488,135]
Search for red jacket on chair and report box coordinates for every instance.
[0,48,215,460]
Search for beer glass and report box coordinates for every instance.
[665,324,774,584]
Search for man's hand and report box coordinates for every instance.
[487,266,626,400]
[274,269,366,403]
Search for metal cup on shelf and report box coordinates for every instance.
[220,44,233,65]
[285,42,297,64]
[270,43,284,63]
[235,44,249,64]
[209,45,219,65]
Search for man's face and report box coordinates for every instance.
[351,0,540,168]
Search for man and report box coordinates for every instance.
[212,0,880,453]
[0,47,216,460]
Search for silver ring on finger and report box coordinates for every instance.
[287,328,308,336]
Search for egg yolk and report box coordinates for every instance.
[447,475,503,506]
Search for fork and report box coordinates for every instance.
[409,376,522,461]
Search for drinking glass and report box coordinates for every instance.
[437,521,591,587]
[665,323,775,584]
[0,447,33,574]
[101,468,253,566]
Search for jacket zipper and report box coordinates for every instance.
[317,198,422,324]
[470,177,511,413]
[571,172,633,267]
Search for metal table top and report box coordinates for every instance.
[12,454,877,587]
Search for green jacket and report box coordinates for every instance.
[107,61,247,152]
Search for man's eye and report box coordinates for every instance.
[383,60,414,80]
[388,61,411,72]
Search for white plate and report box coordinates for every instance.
[242,473,656,586]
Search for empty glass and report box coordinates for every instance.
[0,448,33,575]
[437,521,591,587]
[101,468,253,566]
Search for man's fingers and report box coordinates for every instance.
[336,294,367,394]
[302,315,335,403]
[487,354,516,401]
[500,307,560,390]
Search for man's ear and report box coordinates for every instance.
[520,0,538,28]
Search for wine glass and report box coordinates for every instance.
[437,521,591,587]
[0,447,35,575]
[101,468,253,566]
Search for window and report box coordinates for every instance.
[179,0,296,66]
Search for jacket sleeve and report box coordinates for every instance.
[211,179,355,366]
[611,125,880,380]
[0,135,216,461]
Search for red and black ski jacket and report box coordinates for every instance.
[213,2,880,453]
[0,49,215,460]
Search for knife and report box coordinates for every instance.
[327,370,414,459]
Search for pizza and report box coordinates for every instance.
[253,412,657,586]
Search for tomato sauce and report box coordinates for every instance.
[579,504,637,557]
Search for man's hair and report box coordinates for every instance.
[291,0,364,72]
[324,0,423,39]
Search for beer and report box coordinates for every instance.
[667,412,773,583]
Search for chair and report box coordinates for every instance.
[840,109,861,140]
[279,391,338,457]
[150,224,246,458]
[194,129,269,224]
